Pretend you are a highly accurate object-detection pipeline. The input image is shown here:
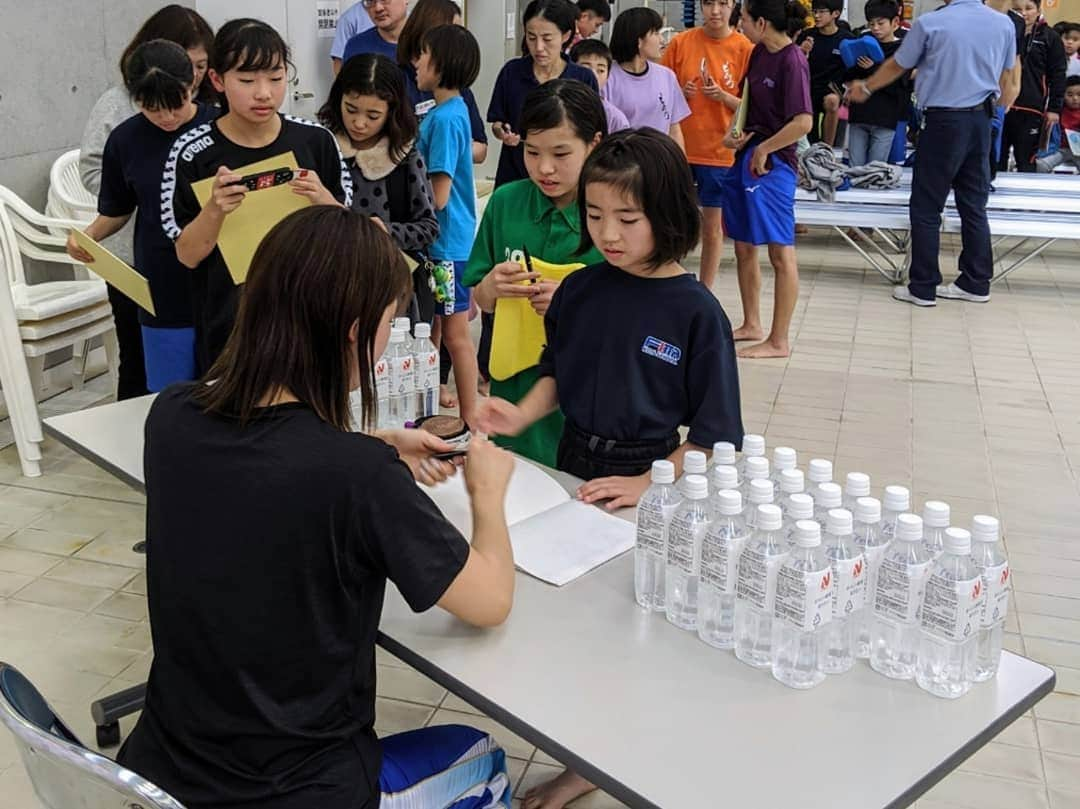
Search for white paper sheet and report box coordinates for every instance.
[424,456,570,536]
[509,500,636,587]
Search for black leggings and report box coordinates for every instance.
[107,285,147,400]
[557,422,680,481]
[999,109,1043,173]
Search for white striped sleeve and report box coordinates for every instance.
[160,123,213,241]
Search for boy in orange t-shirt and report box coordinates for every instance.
[662,0,753,290]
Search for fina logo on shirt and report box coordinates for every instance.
[641,336,682,366]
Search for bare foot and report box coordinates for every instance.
[523,769,596,809]
[439,384,457,409]
[795,223,809,235]
[732,324,765,342]
[737,340,790,359]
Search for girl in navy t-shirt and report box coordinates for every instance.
[67,40,217,392]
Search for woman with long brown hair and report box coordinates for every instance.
[118,206,517,809]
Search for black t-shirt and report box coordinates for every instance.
[845,39,909,128]
[537,263,744,449]
[160,115,352,372]
[796,27,856,100]
[98,103,218,328]
[1009,9,1025,58]
[116,384,469,809]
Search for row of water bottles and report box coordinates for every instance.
[634,436,1010,699]
[352,317,440,430]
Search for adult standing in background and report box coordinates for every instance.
[343,0,409,63]
[331,0,375,74]
[984,0,1024,183]
[80,4,214,399]
[847,0,1015,306]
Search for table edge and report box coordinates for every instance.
[42,417,147,495]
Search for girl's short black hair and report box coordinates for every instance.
[609,7,664,63]
[569,38,613,67]
[578,128,701,270]
[863,0,899,21]
[520,0,579,55]
[520,79,607,142]
[125,40,195,111]
[747,0,810,36]
[120,5,214,99]
[211,18,292,75]
[319,54,417,162]
[576,0,612,21]
[422,24,480,90]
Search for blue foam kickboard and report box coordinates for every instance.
[840,35,885,69]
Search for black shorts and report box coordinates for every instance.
[557,422,680,481]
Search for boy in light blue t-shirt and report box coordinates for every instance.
[416,24,481,427]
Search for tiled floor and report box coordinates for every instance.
[0,230,1078,808]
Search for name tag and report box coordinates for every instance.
[415,99,436,117]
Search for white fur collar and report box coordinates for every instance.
[336,133,412,181]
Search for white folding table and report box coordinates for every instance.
[43,398,1056,809]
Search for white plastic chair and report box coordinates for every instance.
[0,185,118,477]
[0,662,187,809]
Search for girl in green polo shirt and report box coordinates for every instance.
[464,80,605,466]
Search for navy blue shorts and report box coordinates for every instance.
[720,146,797,246]
[691,164,729,208]
[141,326,197,392]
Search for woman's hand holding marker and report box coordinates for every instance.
[489,260,541,298]
[209,165,247,214]
[290,169,340,206]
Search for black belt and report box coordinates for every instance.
[563,421,679,460]
[924,97,993,113]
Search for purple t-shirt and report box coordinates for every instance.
[602,62,691,134]
[744,42,812,169]
[602,98,631,133]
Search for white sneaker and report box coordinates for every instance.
[892,286,936,307]
[936,282,990,303]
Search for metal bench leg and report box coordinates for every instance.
[990,238,1056,285]
[832,226,905,283]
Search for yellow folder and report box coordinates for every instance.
[192,151,310,285]
[489,256,585,382]
[72,230,156,316]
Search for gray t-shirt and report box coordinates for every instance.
[80,86,138,263]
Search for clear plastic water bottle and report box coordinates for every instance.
[740,457,770,501]
[393,316,411,332]
[881,485,910,539]
[783,493,815,548]
[807,458,833,501]
[917,527,985,699]
[813,482,842,529]
[770,446,797,488]
[635,460,682,612]
[778,468,804,504]
[734,504,788,669]
[679,451,709,496]
[374,349,391,429]
[665,475,711,631]
[772,520,833,690]
[843,472,871,513]
[922,500,951,558]
[738,434,766,481]
[698,489,749,650]
[971,515,1010,682]
[711,441,736,470]
[870,514,933,680]
[744,479,774,531]
[821,508,866,675]
[411,322,439,418]
[710,465,739,509]
[853,497,889,659]
[387,328,416,426]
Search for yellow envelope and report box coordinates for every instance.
[732,78,750,138]
[72,230,155,316]
[192,152,310,284]
[489,256,585,381]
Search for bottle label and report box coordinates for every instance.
[636,499,665,557]
[979,561,1010,628]
[374,357,389,398]
[666,512,706,575]
[389,355,415,395]
[700,531,747,594]
[736,546,782,611]
[920,573,984,641]
[775,564,833,631]
[417,349,439,389]
[863,544,887,576]
[873,557,931,624]
[832,554,868,616]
